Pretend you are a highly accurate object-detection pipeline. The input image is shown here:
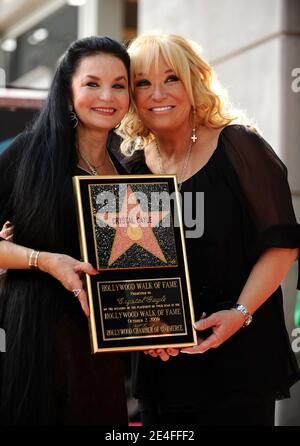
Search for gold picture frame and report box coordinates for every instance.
[73,174,196,353]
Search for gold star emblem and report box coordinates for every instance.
[96,185,169,266]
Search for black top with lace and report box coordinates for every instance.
[124,125,300,410]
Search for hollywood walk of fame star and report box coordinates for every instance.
[96,185,170,266]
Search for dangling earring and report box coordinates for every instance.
[69,105,78,128]
[191,107,197,143]
[114,122,121,129]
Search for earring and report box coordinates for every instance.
[191,107,197,143]
[69,106,78,128]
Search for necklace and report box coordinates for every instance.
[79,149,107,175]
[155,131,196,191]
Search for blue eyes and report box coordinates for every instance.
[86,82,126,89]
[166,75,179,82]
[112,84,126,89]
[136,79,151,87]
[136,75,179,87]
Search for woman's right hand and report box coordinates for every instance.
[38,252,98,317]
[143,313,208,361]
[0,221,14,241]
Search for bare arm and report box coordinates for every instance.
[0,239,98,317]
[233,247,298,314]
[182,247,298,354]
[0,239,31,269]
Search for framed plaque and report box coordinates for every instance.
[73,175,197,352]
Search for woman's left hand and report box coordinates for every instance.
[181,309,245,354]
[144,348,180,361]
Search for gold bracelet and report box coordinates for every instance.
[28,250,40,270]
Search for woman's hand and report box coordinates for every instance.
[181,309,245,354]
[144,348,180,361]
[38,252,98,317]
[0,221,14,241]
[142,312,209,360]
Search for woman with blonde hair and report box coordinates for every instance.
[120,32,300,426]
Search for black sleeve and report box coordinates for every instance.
[121,149,151,174]
[106,131,130,175]
[0,132,28,227]
[106,131,123,159]
[107,131,151,174]
[222,125,300,287]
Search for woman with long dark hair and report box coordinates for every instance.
[0,36,130,425]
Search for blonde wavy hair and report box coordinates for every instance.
[120,32,238,155]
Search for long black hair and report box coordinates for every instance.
[0,36,130,425]
[13,35,130,251]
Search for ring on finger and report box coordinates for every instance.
[72,288,82,298]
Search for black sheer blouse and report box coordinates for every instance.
[125,125,300,409]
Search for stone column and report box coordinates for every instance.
[78,0,123,40]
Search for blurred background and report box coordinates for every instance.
[0,0,299,425]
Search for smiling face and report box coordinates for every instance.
[71,53,129,132]
[133,54,192,134]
